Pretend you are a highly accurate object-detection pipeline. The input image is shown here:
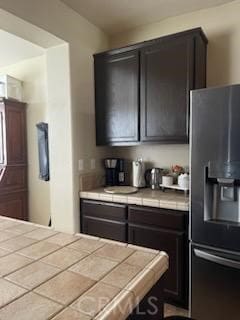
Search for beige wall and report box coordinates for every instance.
[0,55,51,226]
[112,145,189,170]
[46,43,75,232]
[0,1,109,232]
[110,0,240,169]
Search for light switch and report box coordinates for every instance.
[78,159,84,171]
[90,158,96,170]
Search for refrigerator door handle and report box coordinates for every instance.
[194,249,240,270]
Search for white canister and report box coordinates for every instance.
[178,173,189,189]
[162,175,173,187]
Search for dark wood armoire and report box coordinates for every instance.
[0,99,28,220]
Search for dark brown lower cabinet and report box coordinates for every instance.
[80,199,188,307]
[80,199,127,242]
[128,205,188,307]
[82,216,127,242]
[128,224,187,306]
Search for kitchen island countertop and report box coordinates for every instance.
[0,215,168,320]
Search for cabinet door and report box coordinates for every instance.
[0,103,6,165]
[0,191,28,220]
[82,216,127,242]
[81,199,127,221]
[140,36,194,143]
[5,102,26,164]
[94,51,139,145]
[128,224,187,305]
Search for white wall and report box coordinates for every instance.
[0,55,51,225]
[0,0,109,232]
[110,0,240,169]
[0,30,45,68]
[46,44,75,232]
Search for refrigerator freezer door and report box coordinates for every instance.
[191,244,240,320]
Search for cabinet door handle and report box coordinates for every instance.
[194,248,240,270]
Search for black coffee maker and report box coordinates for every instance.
[104,158,125,186]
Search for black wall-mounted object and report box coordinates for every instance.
[36,122,49,181]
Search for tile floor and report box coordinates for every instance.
[164,303,189,317]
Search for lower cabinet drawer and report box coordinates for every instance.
[81,199,127,221]
[128,205,187,231]
[82,216,127,242]
[128,223,188,306]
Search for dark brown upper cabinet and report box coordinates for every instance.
[94,28,207,146]
[94,51,139,145]
[141,36,193,142]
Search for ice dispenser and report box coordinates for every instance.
[204,161,240,224]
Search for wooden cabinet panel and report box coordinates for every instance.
[128,224,187,305]
[128,205,187,231]
[82,216,127,242]
[94,28,207,145]
[0,166,27,192]
[194,35,207,89]
[81,199,127,221]
[81,199,127,242]
[94,50,139,145]
[0,103,6,165]
[0,191,28,220]
[140,36,193,142]
[0,99,28,221]
[5,101,26,164]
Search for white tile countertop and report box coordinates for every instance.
[0,215,168,320]
[80,188,189,211]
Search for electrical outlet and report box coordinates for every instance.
[78,159,84,171]
[90,158,96,170]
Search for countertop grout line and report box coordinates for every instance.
[1,237,96,290]
[0,226,65,255]
[0,239,96,317]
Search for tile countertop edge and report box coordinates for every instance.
[79,188,189,211]
[93,251,168,320]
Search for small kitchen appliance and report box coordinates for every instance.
[132,159,146,188]
[162,175,174,187]
[104,158,125,186]
[150,168,162,189]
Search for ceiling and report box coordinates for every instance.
[61,0,234,35]
[0,30,45,68]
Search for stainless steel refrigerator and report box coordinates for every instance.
[190,84,240,320]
